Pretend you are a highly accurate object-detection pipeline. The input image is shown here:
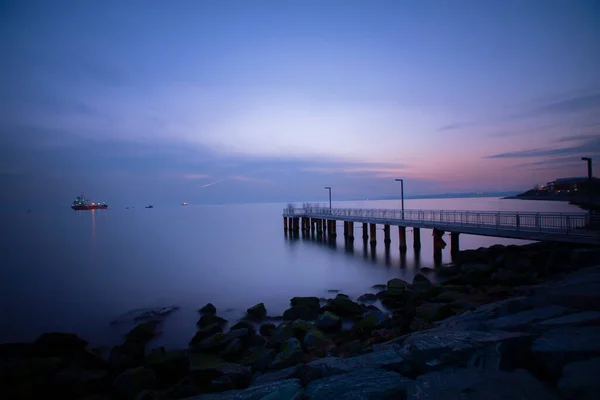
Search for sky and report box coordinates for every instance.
[1,0,599,206]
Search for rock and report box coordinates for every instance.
[412,274,432,292]
[531,326,600,378]
[558,357,600,400]
[456,249,489,265]
[191,329,249,353]
[200,303,217,315]
[532,268,600,311]
[192,379,303,400]
[357,293,377,302]
[33,332,88,357]
[430,290,465,303]
[238,347,275,372]
[252,366,300,385]
[405,368,558,399]
[259,323,276,337]
[335,293,350,299]
[571,248,600,268]
[491,268,531,284]
[230,320,257,337]
[126,320,160,343]
[534,311,600,329]
[197,314,228,330]
[415,303,454,323]
[400,328,536,373]
[314,311,342,333]
[366,328,400,345]
[146,347,189,387]
[270,338,304,370]
[303,329,335,357]
[354,311,389,336]
[109,341,145,370]
[190,360,253,390]
[220,338,244,361]
[299,347,406,383]
[484,305,575,332]
[190,323,224,345]
[290,296,320,310]
[246,303,267,320]
[305,368,411,400]
[437,296,534,328]
[337,340,364,358]
[327,296,363,317]
[282,305,319,321]
[387,278,410,295]
[113,367,156,399]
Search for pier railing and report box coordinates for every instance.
[283,207,595,235]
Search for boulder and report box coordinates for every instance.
[314,311,342,333]
[558,357,600,400]
[531,326,600,378]
[327,296,364,317]
[290,296,320,310]
[33,332,88,357]
[305,368,411,400]
[246,303,267,320]
[190,323,224,345]
[282,305,319,321]
[108,341,145,371]
[303,329,335,357]
[259,323,276,337]
[412,274,432,293]
[387,278,410,295]
[252,366,300,386]
[113,367,156,399]
[230,320,257,337]
[415,303,454,323]
[191,329,249,353]
[145,347,189,386]
[126,320,160,343]
[405,368,558,399]
[192,379,303,400]
[357,293,378,303]
[238,347,275,372]
[200,303,217,315]
[353,311,389,336]
[270,338,304,370]
[220,338,244,361]
[197,314,228,330]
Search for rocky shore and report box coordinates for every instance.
[3,242,600,399]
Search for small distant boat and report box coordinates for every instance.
[182,201,188,206]
[145,205,154,209]
[71,194,108,210]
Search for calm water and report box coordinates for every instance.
[0,197,582,350]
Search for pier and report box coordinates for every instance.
[283,207,600,258]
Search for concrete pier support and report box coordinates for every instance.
[398,226,407,253]
[369,223,377,245]
[343,221,349,237]
[383,224,391,244]
[288,217,293,232]
[362,223,368,241]
[347,221,354,240]
[329,220,337,238]
[292,217,300,236]
[450,232,460,257]
[283,217,288,232]
[413,227,421,250]
[433,228,445,266]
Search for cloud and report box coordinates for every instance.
[486,136,600,159]
[437,122,471,132]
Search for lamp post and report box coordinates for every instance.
[582,157,593,214]
[324,186,332,211]
[395,179,404,219]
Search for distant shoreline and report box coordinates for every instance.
[504,195,600,211]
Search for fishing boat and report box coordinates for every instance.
[182,201,188,206]
[71,194,108,210]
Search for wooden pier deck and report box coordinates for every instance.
[282,207,600,249]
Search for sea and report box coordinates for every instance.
[0,197,583,351]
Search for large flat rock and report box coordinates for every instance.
[484,305,575,331]
[534,311,600,329]
[532,266,600,311]
[299,346,405,383]
[405,368,558,399]
[558,357,600,400]
[184,378,303,400]
[437,297,534,328]
[400,328,536,371]
[305,368,412,400]
[531,326,600,377]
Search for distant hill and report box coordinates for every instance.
[367,191,521,201]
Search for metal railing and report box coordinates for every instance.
[283,207,595,235]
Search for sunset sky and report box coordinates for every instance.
[1,0,599,205]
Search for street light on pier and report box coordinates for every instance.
[582,157,593,213]
[395,179,405,219]
[324,186,332,210]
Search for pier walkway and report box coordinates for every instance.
[282,207,600,254]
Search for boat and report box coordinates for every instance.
[71,194,108,210]
[145,205,154,209]
[182,201,188,206]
